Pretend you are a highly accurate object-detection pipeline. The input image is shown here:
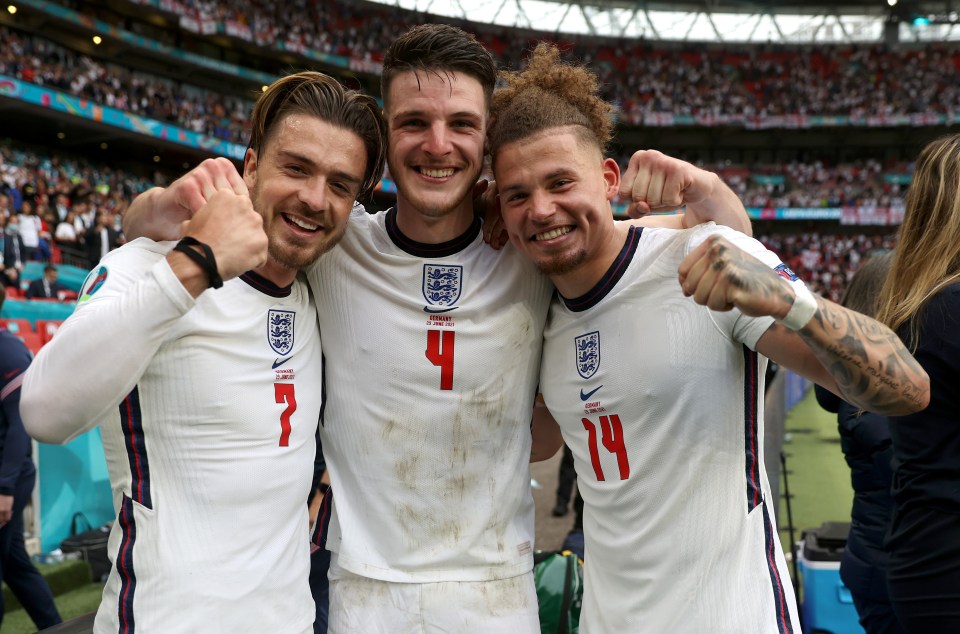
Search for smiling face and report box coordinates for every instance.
[384,70,487,227]
[495,127,624,294]
[244,113,367,273]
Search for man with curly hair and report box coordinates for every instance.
[488,43,929,633]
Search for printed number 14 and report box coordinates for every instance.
[582,415,630,481]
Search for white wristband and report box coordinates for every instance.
[780,284,818,331]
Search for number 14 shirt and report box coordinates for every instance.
[540,224,802,633]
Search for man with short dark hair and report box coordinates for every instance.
[25,265,65,300]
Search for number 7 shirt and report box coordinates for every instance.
[21,238,322,634]
[309,207,553,582]
[539,224,802,633]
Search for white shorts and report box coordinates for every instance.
[327,553,539,634]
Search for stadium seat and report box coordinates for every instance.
[16,330,44,355]
[1,317,35,335]
[35,319,63,344]
[5,286,24,299]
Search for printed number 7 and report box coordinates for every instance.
[275,383,297,447]
[582,415,630,481]
[426,329,455,390]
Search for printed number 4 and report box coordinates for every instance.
[426,329,455,390]
[582,415,630,481]
[274,383,297,447]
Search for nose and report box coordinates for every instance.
[298,178,327,212]
[528,189,555,222]
[423,122,452,156]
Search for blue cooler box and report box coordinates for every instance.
[798,522,864,634]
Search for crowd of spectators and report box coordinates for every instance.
[4,3,960,150]
[0,26,252,144]
[757,231,897,302]
[124,0,960,121]
[709,158,911,210]
[0,142,164,287]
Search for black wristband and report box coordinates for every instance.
[173,237,223,289]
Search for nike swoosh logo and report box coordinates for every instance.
[423,306,459,314]
[580,386,602,401]
[272,357,292,369]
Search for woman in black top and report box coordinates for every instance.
[875,133,960,633]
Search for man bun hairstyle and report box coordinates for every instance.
[248,71,387,199]
[490,43,614,162]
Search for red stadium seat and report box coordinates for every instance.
[5,286,24,299]
[35,319,63,344]
[1,318,35,335]
[16,331,44,355]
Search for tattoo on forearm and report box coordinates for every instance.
[800,300,926,412]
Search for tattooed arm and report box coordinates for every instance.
[678,234,930,415]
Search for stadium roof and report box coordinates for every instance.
[367,0,960,43]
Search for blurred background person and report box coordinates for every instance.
[0,286,62,630]
[815,251,905,634]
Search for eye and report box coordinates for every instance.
[285,164,306,175]
[330,182,352,196]
[401,118,426,128]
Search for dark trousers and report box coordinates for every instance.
[310,546,330,633]
[555,445,576,506]
[0,470,61,629]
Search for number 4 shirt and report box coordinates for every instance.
[309,207,553,583]
[540,223,802,633]
[21,238,322,634]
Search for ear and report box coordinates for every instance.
[243,147,258,190]
[602,157,621,201]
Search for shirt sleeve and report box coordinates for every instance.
[687,223,808,350]
[20,238,197,444]
[0,335,34,494]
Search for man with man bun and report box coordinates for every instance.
[489,43,930,633]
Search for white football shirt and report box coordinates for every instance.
[540,224,802,633]
[23,239,322,633]
[309,207,554,582]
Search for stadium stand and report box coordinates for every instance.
[0,0,954,630]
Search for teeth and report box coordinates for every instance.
[421,167,454,178]
[287,216,319,231]
[535,227,572,241]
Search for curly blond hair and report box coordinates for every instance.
[489,43,614,163]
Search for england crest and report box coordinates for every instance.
[422,264,463,308]
[267,309,295,356]
[575,332,600,379]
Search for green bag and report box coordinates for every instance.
[533,550,583,634]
